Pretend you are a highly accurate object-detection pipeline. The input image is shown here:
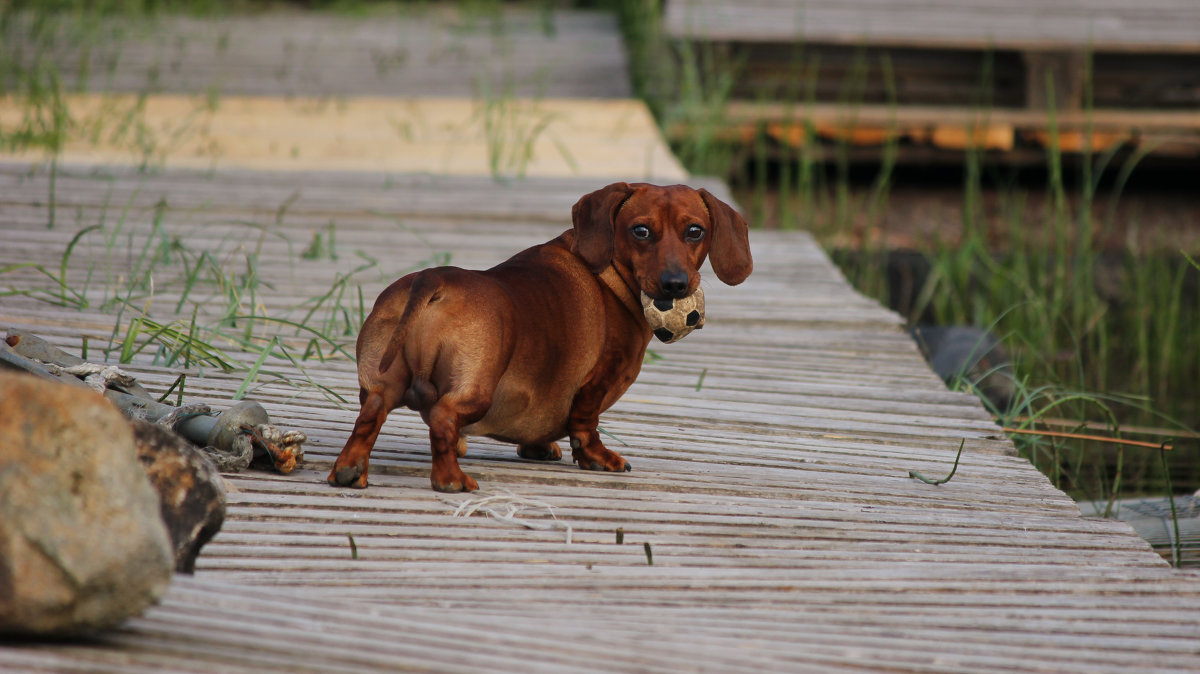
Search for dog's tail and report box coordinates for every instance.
[377,272,443,375]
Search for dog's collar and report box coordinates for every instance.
[598,265,644,320]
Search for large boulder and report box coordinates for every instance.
[0,371,174,636]
[131,420,226,573]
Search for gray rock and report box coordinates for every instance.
[0,371,174,636]
[132,420,226,574]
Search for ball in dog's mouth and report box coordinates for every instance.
[640,286,705,343]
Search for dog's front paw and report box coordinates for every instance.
[570,437,631,472]
[578,459,631,472]
[328,461,369,489]
[431,469,479,493]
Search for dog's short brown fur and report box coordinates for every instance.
[328,182,752,492]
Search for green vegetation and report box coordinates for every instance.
[909,439,966,486]
[0,183,401,404]
[473,77,577,181]
[0,1,230,172]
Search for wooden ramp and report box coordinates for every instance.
[2,163,1199,672]
[1,8,683,180]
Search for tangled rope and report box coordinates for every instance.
[239,423,306,474]
[148,400,307,475]
[156,403,211,430]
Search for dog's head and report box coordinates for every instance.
[571,182,752,300]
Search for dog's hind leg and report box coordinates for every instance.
[426,390,491,492]
[328,388,390,488]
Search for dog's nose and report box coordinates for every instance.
[659,270,689,299]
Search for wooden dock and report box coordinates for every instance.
[4,162,1200,672]
[664,0,1200,159]
[2,8,1200,672]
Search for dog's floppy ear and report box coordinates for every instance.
[698,188,753,285]
[572,182,632,273]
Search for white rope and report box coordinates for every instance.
[449,491,573,545]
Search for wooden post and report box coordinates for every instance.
[1023,50,1087,110]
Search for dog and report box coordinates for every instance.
[327,182,752,492]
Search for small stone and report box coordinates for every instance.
[0,372,174,636]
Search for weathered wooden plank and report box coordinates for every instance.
[0,95,687,180]
[665,0,1200,52]
[665,100,1200,159]
[0,162,728,219]
[5,9,632,98]
[714,101,1200,134]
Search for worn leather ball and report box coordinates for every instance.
[640,286,705,344]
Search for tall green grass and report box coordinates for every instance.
[0,174,464,407]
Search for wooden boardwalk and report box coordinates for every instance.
[1,8,681,180]
[9,8,632,97]
[3,163,1200,672]
[665,0,1200,52]
[2,8,1199,672]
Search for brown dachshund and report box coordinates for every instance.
[328,182,752,492]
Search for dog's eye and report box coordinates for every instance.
[684,224,705,242]
[630,225,651,240]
